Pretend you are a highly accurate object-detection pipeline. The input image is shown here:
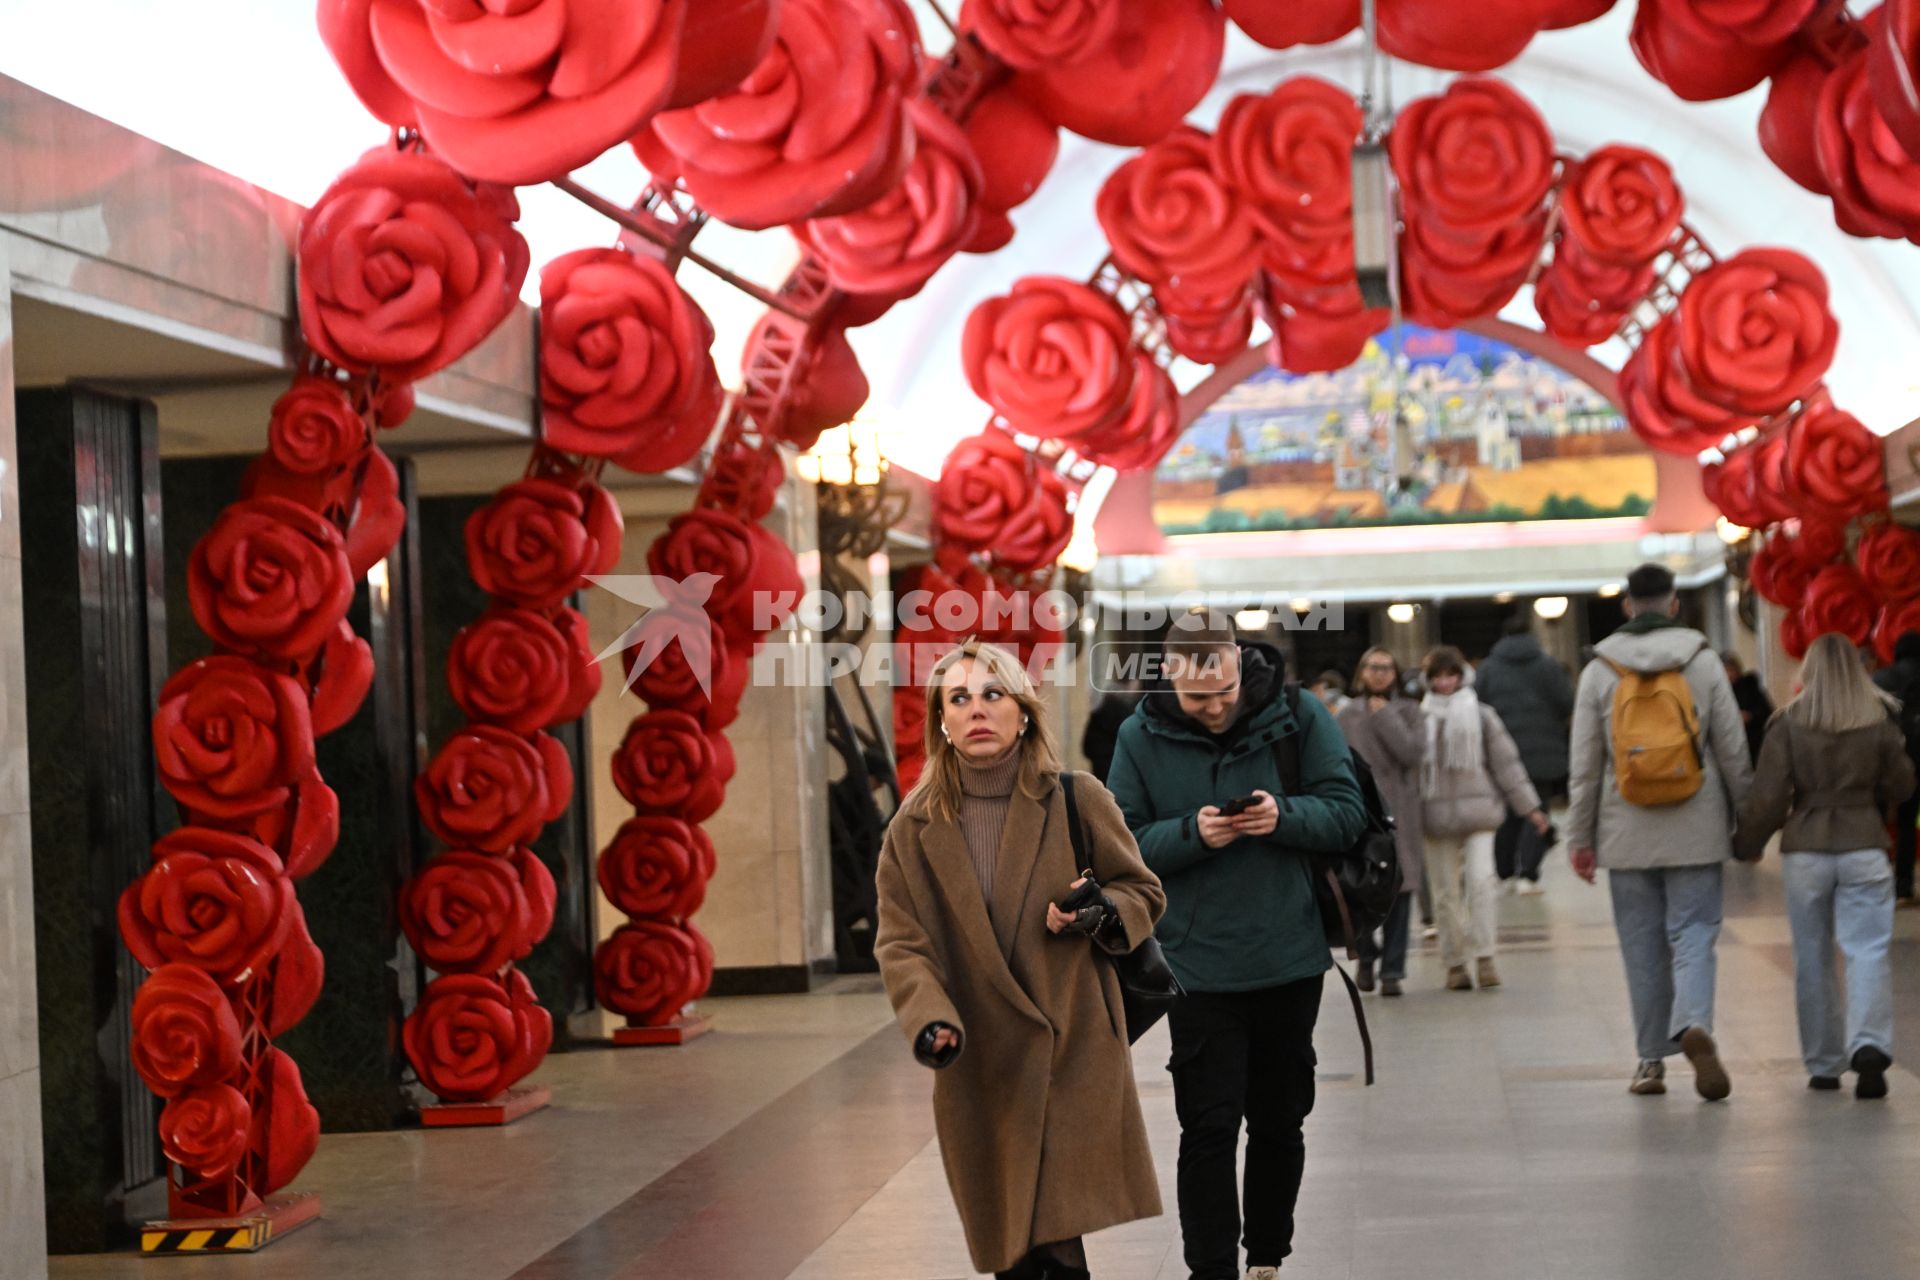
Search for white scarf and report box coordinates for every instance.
[1421,686,1485,795]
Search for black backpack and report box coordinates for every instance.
[1272,684,1404,1085]
[1274,686,1405,951]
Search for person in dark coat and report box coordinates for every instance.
[1871,630,1920,903]
[1474,615,1575,893]
[1723,651,1775,767]
[1081,681,1141,785]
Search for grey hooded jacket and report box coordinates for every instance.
[1566,622,1754,870]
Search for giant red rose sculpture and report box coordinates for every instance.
[933,430,1074,572]
[598,817,716,921]
[153,659,316,822]
[611,711,733,823]
[1097,127,1257,295]
[416,727,573,855]
[317,0,685,185]
[594,921,715,1024]
[1786,400,1889,522]
[160,1086,253,1182]
[297,149,528,383]
[1538,147,1685,347]
[1801,563,1879,646]
[1857,521,1920,601]
[1013,0,1224,147]
[119,830,296,987]
[400,852,536,977]
[1632,0,1816,103]
[640,0,921,230]
[963,278,1135,440]
[130,966,245,1099]
[447,608,577,735]
[796,100,986,299]
[188,498,355,662]
[465,478,622,610]
[1213,77,1362,291]
[1224,0,1359,48]
[404,973,551,1103]
[960,0,1120,69]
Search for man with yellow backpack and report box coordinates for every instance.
[1567,563,1754,1101]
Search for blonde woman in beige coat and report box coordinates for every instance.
[1420,646,1548,992]
[876,641,1166,1280]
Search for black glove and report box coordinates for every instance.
[914,1022,962,1069]
[1056,874,1121,940]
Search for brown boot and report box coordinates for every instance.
[1446,965,1472,991]
[1476,958,1501,989]
[1680,1026,1731,1101]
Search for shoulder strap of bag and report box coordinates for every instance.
[1059,770,1089,870]
[1270,688,1376,1086]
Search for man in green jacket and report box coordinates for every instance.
[1106,613,1365,1280]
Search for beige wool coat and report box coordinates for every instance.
[875,769,1166,1273]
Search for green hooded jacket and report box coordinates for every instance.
[1105,643,1366,993]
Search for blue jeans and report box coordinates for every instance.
[1356,891,1412,981]
[1782,850,1895,1077]
[1608,865,1723,1062]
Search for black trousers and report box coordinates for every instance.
[1495,774,1566,882]
[1355,890,1413,981]
[1167,974,1324,1279]
[1896,796,1918,900]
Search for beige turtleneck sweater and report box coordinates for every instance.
[956,744,1021,924]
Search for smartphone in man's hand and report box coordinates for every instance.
[1219,794,1258,817]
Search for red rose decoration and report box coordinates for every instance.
[1013,0,1223,148]
[1224,0,1359,48]
[538,248,722,470]
[1870,0,1920,164]
[159,1084,252,1180]
[1560,146,1685,264]
[668,0,785,109]
[447,607,575,734]
[249,1048,320,1196]
[622,608,743,726]
[1631,0,1815,103]
[611,710,732,822]
[960,0,1119,69]
[129,965,244,1099]
[774,325,871,451]
[1857,521,1920,601]
[1619,318,1752,456]
[416,726,573,854]
[510,849,558,959]
[646,508,769,638]
[1875,596,1920,663]
[344,446,406,582]
[641,0,921,230]
[1750,433,1801,526]
[1097,127,1258,295]
[594,920,715,1024]
[311,618,376,738]
[1786,401,1889,522]
[1750,536,1824,608]
[1391,77,1554,239]
[1801,563,1878,646]
[549,606,602,726]
[320,0,684,185]
[1213,78,1362,291]
[934,430,1074,572]
[698,435,786,522]
[962,277,1134,439]
[1077,355,1183,473]
[964,89,1060,217]
[284,773,344,882]
[1817,46,1920,242]
[188,497,354,661]
[153,658,315,821]
[466,478,621,610]
[119,828,294,985]
[1378,0,1549,72]
[374,380,416,430]
[297,148,528,383]
[597,816,716,920]
[1762,53,1834,196]
[1673,248,1838,418]
[266,910,326,1039]
[1158,278,1258,366]
[797,100,984,298]
[265,377,367,478]
[403,973,547,1102]
[1781,605,1811,660]
[1703,445,1773,529]
[400,851,531,976]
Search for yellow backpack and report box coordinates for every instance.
[1602,656,1704,806]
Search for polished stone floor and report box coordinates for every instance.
[51,855,1920,1280]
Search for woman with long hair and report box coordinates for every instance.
[1736,633,1916,1098]
[874,641,1166,1279]
[1336,646,1426,996]
[1419,646,1549,991]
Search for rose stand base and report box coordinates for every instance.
[140,1192,322,1256]
[418,1084,552,1128]
[612,1015,713,1047]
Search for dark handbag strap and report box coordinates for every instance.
[1060,769,1088,868]
[1273,687,1376,1086]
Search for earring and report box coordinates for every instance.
[940,723,950,739]
[1021,715,1031,733]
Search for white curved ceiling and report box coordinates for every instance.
[3,2,1912,480]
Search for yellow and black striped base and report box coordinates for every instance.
[139,1192,321,1257]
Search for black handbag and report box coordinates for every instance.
[1058,771,1183,1043]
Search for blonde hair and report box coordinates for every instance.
[910,640,1061,822]
[1786,632,1899,734]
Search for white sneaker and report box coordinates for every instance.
[1516,879,1545,897]
[1422,925,1438,941]
[1246,1269,1282,1280]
